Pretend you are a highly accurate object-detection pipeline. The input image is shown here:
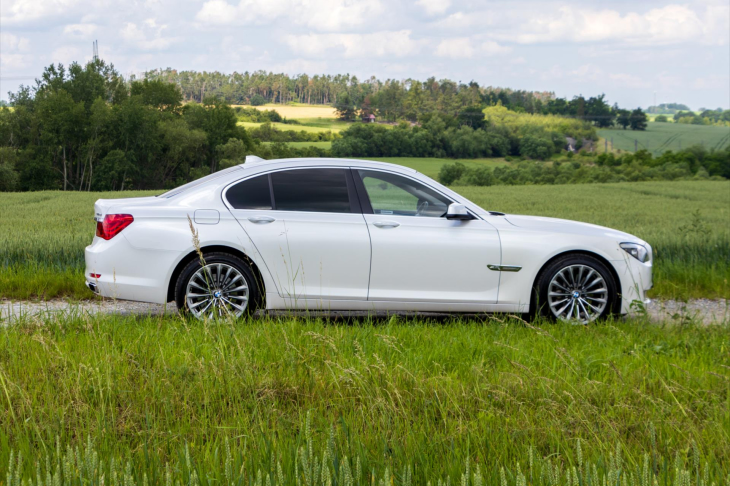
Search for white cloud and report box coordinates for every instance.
[63,23,98,37]
[51,45,82,64]
[435,38,511,59]
[284,31,419,58]
[416,0,450,16]
[1,0,83,24]
[503,4,719,46]
[120,19,179,50]
[0,33,31,68]
[693,75,730,90]
[196,0,383,31]
[480,41,511,55]
[435,37,474,58]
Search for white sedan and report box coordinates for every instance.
[86,156,652,323]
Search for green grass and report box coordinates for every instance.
[598,123,730,155]
[0,180,727,300]
[1,313,729,483]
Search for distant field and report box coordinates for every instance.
[1,180,727,300]
[233,103,337,119]
[598,123,730,155]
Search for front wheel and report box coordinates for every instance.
[175,252,261,320]
[532,254,619,324]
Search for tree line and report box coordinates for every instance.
[145,68,648,130]
[0,60,284,192]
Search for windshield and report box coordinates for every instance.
[157,165,245,198]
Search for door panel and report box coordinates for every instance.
[364,215,501,303]
[226,169,371,304]
[354,169,501,304]
[233,210,371,301]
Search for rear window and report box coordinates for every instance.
[158,166,244,198]
[226,175,272,210]
[271,169,351,213]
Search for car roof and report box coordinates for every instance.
[236,157,419,174]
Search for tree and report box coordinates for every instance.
[629,108,648,131]
[334,92,357,121]
[616,109,631,129]
[457,106,486,129]
[655,115,668,122]
[249,94,266,106]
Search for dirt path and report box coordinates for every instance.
[1,299,728,324]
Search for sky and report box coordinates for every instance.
[1,0,729,109]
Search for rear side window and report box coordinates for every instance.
[272,169,351,213]
[226,175,272,210]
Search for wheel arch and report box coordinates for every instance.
[529,249,622,314]
[166,245,266,304]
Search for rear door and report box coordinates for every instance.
[226,168,371,303]
[354,168,501,305]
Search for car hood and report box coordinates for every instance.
[503,214,644,243]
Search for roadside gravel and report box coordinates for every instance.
[1,298,728,324]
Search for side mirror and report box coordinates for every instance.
[445,203,473,221]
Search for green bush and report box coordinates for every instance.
[519,136,554,159]
[655,115,669,122]
[249,94,266,106]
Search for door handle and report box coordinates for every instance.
[372,221,400,228]
[248,216,276,224]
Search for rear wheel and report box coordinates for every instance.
[532,254,618,324]
[175,252,261,319]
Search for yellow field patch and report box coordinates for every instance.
[233,103,337,119]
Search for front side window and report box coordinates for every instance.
[226,174,272,210]
[271,169,352,213]
[357,170,451,217]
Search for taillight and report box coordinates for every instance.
[96,214,134,240]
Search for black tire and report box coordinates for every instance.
[531,253,619,323]
[175,252,262,318]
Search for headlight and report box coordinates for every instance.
[620,242,651,263]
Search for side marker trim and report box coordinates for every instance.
[487,264,522,272]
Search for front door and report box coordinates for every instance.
[227,168,371,303]
[354,169,501,304]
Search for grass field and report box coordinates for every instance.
[598,123,730,155]
[0,179,727,301]
[2,313,729,483]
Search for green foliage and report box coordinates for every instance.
[629,108,648,131]
[654,115,669,122]
[0,60,256,191]
[334,91,358,121]
[519,136,554,160]
[2,313,729,482]
[249,122,339,143]
[250,93,267,106]
[235,106,284,123]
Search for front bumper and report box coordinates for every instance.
[612,254,653,314]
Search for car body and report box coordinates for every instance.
[85,157,652,322]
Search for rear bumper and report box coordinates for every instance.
[85,235,180,304]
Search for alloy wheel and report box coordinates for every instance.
[185,263,249,319]
[547,264,608,324]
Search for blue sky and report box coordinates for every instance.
[1,0,728,109]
